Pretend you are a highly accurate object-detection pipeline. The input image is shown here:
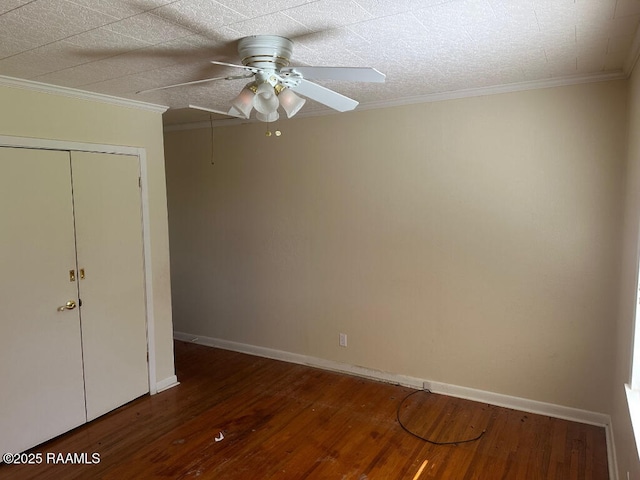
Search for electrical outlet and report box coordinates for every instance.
[339,333,347,347]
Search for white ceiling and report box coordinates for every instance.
[1,0,640,126]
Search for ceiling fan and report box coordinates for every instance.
[138,35,386,122]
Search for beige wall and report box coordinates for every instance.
[165,80,626,414]
[613,63,640,479]
[0,84,175,385]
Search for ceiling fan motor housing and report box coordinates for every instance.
[238,35,293,71]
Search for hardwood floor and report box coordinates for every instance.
[1,340,609,479]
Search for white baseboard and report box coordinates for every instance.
[174,331,617,479]
[155,375,179,393]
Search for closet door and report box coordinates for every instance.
[71,152,149,421]
[0,147,86,456]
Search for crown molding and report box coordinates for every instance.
[164,71,627,131]
[355,70,628,112]
[164,117,248,132]
[625,22,640,76]
[0,75,168,114]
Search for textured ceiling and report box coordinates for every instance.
[1,0,640,126]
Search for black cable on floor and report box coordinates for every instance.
[396,389,486,446]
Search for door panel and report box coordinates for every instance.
[71,152,149,421]
[0,147,86,455]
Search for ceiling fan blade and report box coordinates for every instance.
[292,79,358,112]
[210,60,260,73]
[136,74,251,94]
[282,66,386,83]
[188,105,247,119]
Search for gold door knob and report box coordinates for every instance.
[57,301,77,312]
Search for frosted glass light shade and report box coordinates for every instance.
[253,83,279,114]
[279,88,306,118]
[256,111,279,122]
[227,106,246,118]
[231,87,255,118]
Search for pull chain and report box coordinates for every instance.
[265,121,282,137]
[209,114,215,165]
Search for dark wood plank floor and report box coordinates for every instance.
[0,340,609,479]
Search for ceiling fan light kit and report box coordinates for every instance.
[141,35,386,123]
[278,88,306,118]
[230,85,256,118]
[253,82,279,115]
[256,111,279,122]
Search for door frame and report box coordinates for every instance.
[0,135,158,395]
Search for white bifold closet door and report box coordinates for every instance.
[0,148,149,456]
[71,152,149,421]
[0,147,87,456]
